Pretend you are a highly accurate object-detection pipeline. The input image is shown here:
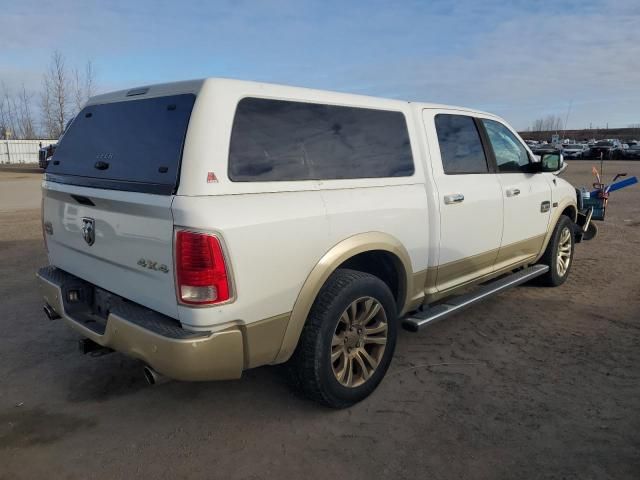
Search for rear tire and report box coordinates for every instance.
[537,215,575,286]
[288,269,397,408]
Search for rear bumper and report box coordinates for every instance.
[37,266,244,381]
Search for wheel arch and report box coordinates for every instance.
[536,199,578,261]
[561,204,577,223]
[273,232,415,363]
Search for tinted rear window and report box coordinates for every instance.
[46,94,195,194]
[228,98,414,181]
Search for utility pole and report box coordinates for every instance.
[562,99,572,141]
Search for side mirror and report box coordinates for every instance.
[540,152,565,173]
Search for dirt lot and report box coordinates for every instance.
[0,168,43,212]
[0,162,639,479]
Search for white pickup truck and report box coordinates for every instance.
[38,78,590,408]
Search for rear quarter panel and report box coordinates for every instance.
[172,185,430,330]
[172,191,329,329]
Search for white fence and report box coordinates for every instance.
[1,139,57,164]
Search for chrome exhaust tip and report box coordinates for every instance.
[143,365,170,386]
[43,304,60,321]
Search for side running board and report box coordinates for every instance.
[402,264,549,332]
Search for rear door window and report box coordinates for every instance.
[46,94,195,194]
[228,98,414,181]
[435,114,488,174]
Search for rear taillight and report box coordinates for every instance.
[175,230,231,305]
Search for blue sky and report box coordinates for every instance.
[1,0,639,130]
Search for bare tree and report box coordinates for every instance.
[531,118,545,132]
[85,61,96,101]
[72,60,96,113]
[546,114,564,132]
[0,83,17,139]
[0,83,37,139]
[41,52,97,138]
[16,86,36,139]
[39,79,55,138]
[72,67,82,114]
[530,114,564,132]
[41,51,69,138]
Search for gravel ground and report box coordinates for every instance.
[0,169,43,212]
[0,162,639,479]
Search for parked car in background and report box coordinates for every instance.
[624,144,640,160]
[531,143,562,158]
[38,144,57,169]
[39,118,74,169]
[584,140,624,159]
[562,144,589,159]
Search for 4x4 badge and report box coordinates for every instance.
[81,218,95,246]
[137,258,169,273]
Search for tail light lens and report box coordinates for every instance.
[175,230,231,305]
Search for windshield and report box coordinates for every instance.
[46,94,195,194]
[595,141,613,147]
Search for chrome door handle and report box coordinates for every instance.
[444,193,464,204]
[506,188,521,197]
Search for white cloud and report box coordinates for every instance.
[320,0,640,129]
[0,0,638,129]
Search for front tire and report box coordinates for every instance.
[537,215,575,286]
[289,269,397,408]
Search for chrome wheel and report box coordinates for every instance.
[557,226,572,277]
[330,296,388,388]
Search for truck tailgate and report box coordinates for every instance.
[43,182,178,318]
